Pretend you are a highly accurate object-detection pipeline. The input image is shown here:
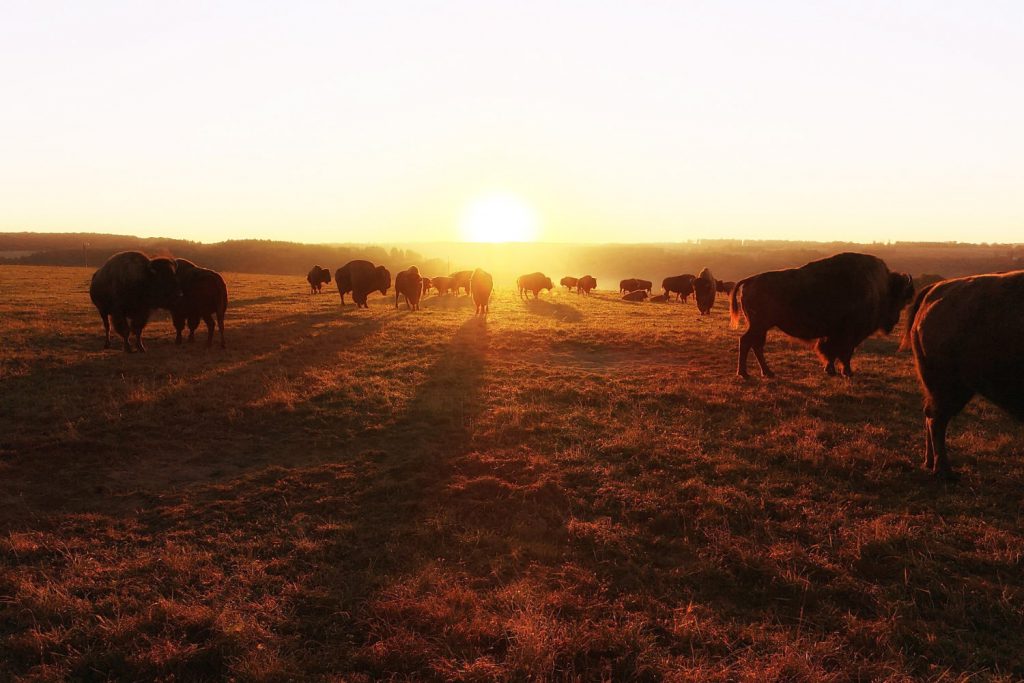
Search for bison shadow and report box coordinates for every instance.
[523,298,583,323]
[420,294,475,310]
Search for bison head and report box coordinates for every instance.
[323,269,331,283]
[543,277,553,291]
[880,272,915,333]
[377,266,391,295]
[149,257,182,308]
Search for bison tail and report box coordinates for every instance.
[898,283,934,352]
[729,278,747,329]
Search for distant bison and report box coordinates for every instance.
[621,290,648,302]
[560,276,579,291]
[662,274,695,302]
[577,275,597,295]
[693,268,717,315]
[620,278,652,294]
[306,265,331,294]
[89,251,181,352]
[902,271,1024,479]
[518,272,553,299]
[336,260,391,308]
[421,277,432,298]
[395,266,423,311]
[471,268,494,315]
[730,252,914,378]
[431,276,454,296]
[716,280,735,294]
[449,270,473,296]
[173,259,227,348]
[649,293,670,302]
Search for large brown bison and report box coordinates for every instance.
[450,270,473,296]
[694,268,717,315]
[172,259,228,348]
[306,265,331,294]
[89,251,181,352]
[620,278,652,294]
[336,260,391,308]
[730,252,914,378]
[560,276,579,291]
[901,272,1024,479]
[421,277,432,298]
[621,290,648,302]
[518,272,553,299]
[431,276,454,296]
[395,266,423,311]
[471,268,493,314]
[662,274,695,302]
[577,275,597,295]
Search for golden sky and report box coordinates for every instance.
[1,2,1022,244]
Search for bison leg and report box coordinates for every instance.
[99,311,112,349]
[838,348,855,377]
[130,315,149,352]
[739,327,773,378]
[216,310,226,349]
[112,313,132,352]
[202,313,215,347]
[922,385,973,479]
[815,339,838,376]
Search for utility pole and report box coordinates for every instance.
[83,242,89,268]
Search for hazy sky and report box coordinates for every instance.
[2,1,1022,244]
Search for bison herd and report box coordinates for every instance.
[87,250,1023,479]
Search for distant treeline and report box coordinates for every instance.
[1,232,1020,288]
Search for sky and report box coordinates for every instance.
[1,1,1022,244]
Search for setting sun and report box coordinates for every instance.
[459,193,540,243]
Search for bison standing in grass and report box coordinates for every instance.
[693,268,717,315]
[717,280,736,294]
[336,260,391,308]
[730,252,914,379]
[620,278,652,295]
[431,276,454,296]
[449,270,473,296]
[471,268,493,315]
[395,266,423,311]
[89,251,181,352]
[577,275,597,295]
[518,272,553,299]
[173,259,228,348]
[560,276,579,291]
[306,265,331,294]
[662,274,695,302]
[902,271,1024,479]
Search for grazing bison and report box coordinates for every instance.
[421,277,432,298]
[694,268,717,315]
[172,259,227,348]
[560,276,579,291]
[730,252,914,378]
[662,274,696,302]
[431,276,454,296]
[621,290,648,302]
[577,275,597,295]
[395,266,423,311]
[717,280,736,294]
[518,272,553,299]
[336,260,391,308]
[471,268,494,314]
[450,270,473,296]
[306,265,332,294]
[90,251,181,352]
[901,272,1024,479]
[620,278,652,294]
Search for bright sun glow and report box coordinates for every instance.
[459,193,540,242]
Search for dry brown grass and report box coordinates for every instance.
[1,264,1022,681]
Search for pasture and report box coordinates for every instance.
[1,265,1022,680]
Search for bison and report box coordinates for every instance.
[306,265,332,294]
[577,275,597,295]
[662,274,695,302]
[336,260,391,308]
[431,276,454,296]
[421,277,432,298]
[89,251,181,352]
[518,272,553,300]
[621,289,648,302]
[450,270,473,296]
[172,259,227,348]
[901,271,1024,479]
[620,278,652,294]
[717,280,736,294]
[730,252,914,378]
[560,276,579,291]
[471,268,494,315]
[694,268,717,315]
[649,293,670,302]
[395,266,423,311]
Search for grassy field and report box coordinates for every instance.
[1,264,1022,681]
